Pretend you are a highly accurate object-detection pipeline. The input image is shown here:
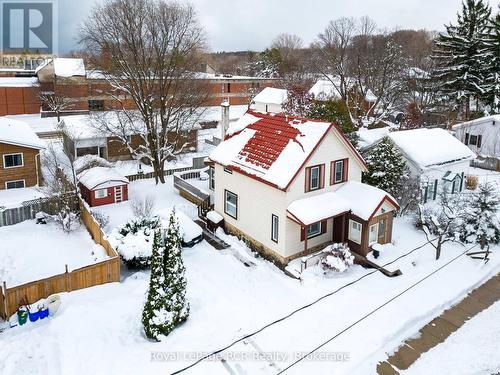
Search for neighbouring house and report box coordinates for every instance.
[387,128,476,203]
[60,113,198,161]
[0,117,45,190]
[356,126,392,153]
[452,115,500,171]
[78,167,129,207]
[207,110,399,264]
[0,76,40,115]
[250,87,288,113]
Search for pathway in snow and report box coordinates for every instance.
[376,272,500,375]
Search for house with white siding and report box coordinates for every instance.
[388,128,476,203]
[207,110,399,265]
[452,115,500,171]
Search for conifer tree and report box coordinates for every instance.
[362,137,406,197]
[432,0,492,118]
[142,211,189,341]
[482,7,500,113]
[460,183,500,248]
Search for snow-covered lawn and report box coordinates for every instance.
[92,176,198,233]
[2,177,500,374]
[0,220,108,287]
[404,300,500,375]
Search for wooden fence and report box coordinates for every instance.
[0,194,78,228]
[173,169,211,206]
[0,198,120,320]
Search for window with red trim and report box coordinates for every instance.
[305,164,325,192]
[300,220,327,241]
[331,159,348,185]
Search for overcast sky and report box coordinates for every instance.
[58,0,500,53]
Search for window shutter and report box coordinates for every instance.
[460,172,464,191]
[330,161,335,185]
[321,220,327,234]
[433,179,438,200]
[423,185,428,203]
[319,165,325,189]
[477,135,482,148]
[465,133,470,145]
[305,167,311,193]
[343,159,349,182]
[300,226,305,241]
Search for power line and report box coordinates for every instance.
[171,238,436,375]
[277,243,478,374]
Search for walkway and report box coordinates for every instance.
[377,272,500,374]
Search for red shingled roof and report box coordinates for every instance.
[237,112,305,170]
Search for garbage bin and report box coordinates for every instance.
[17,308,28,326]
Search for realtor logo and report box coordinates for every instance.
[1,1,56,54]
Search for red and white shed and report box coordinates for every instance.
[78,167,129,207]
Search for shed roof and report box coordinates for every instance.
[78,167,128,190]
[252,87,288,105]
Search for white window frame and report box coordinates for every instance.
[95,188,108,199]
[224,166,233,174]
[3,153,24,169]
[271,214,279,242]
[348,219,362,244]
[369,223,379,244]
[5,179,25,189]
[224,190,237,219]
[334,160,344,183]
[307,222,321,238]
[310,166,320,190]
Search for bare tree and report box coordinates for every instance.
[130,195,156,218]
[79,0,211,184]
[416,194,463,260]
[40,92,72,122]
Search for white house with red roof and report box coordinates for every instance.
[208,110,399,264]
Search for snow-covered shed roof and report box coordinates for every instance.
[0,77,39,87]
[78,167,128,190]
[452,115,500,130]
[53,58,86,77]
[252,87,288,105]
[0,117,45,149]
[209,110,366,190]
[336,181,399,221]
[389,128,476,170]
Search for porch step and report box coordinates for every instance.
[195,219,231,250]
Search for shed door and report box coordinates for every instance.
[114,186,123,203]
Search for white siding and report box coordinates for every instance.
[455,119,500,158]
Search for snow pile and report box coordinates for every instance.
[78,167,128,190]
[389,128,476,169]
[0,117,45,149]
[252,87,288,105]
[53,58,86,77]
[157,208,202,243]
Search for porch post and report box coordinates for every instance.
[303,226,308,253]
[341,214,346,243]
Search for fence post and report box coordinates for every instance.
[1,281,7,319]
[65,264,71,292]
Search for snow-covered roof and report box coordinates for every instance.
[210,110,366,190]
[287,181,398,225]
[309,79,341,100]
[287,192,351,226]
[452,115,500,130]
[389,128,476,170]
[336,181,399,221]
[5,114,61,134]
[252,87,288,105]
[53,58,86,77]
[0,117,45,149]
[0,77,39,87]
[78,167,128,190]
[356,127,391,150]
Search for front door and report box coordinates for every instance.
[114,186,123,203]
[378,218,386,243]
[332,215,346,243]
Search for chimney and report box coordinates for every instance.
[221,100,230,139]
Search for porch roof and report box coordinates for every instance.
[287,191,351,226]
